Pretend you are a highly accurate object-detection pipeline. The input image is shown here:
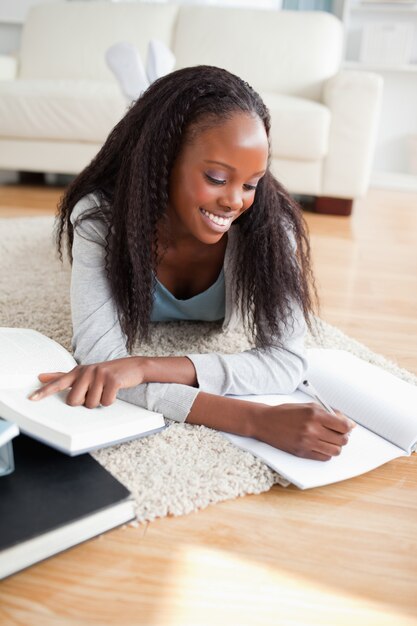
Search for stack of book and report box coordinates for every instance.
[0,327,166,579]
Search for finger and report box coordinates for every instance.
[306,450,332,462]
[321,411,355,434]
[38,371,66,382]
[100,380,120,407]
[83,374,107,409]
[29,371,78,400]
[318,426,350,447]
[335,409,356,428]
[66,369,95,406]
[313,440,343,459]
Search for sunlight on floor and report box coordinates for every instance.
[151,544,417,626]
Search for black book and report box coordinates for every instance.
[0,435,135,579]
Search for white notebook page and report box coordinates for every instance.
[222,391,406,489]
[224,425,405,489]
[306,350,417,452]
[0,328,76,388]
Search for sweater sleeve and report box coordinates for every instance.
[187,305,308,397]
[70,199,199,422]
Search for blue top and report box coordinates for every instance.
[151,269,225,322]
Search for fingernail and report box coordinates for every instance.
[29,392,40,400]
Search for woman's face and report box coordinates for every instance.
[167,112,269,245]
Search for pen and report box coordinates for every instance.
[300,379,337,416]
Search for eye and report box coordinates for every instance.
[204,173,226,186]
[243,183,257,192]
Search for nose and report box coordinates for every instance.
[218,187,244,212]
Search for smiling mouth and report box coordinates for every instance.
[200,208,233,227]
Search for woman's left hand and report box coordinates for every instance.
[28,357,146,408]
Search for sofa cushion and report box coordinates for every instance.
[19,2,179,82]
[173,6,343,101]
[0,80,126,142]
[262,93,331,160]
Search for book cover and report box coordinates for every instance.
[0,435,135,579]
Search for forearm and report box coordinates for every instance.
[141,355,198,386]
[188,347,306,396]
[185,391,264,438]
[186,393,355,462]
[187,306,308,397]
[124,356,268,438]
[116,355,200,422]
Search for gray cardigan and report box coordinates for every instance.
[70,194,308,421]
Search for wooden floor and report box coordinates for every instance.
[304,189,417,376]
[1,184,417,625]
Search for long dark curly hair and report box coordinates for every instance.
[56,65,319,352]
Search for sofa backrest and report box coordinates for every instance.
[19,1,179,82]
[173,6,343,101]
[19,2,343,101]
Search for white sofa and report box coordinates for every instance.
[0,1,383,215]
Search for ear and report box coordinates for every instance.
[105,42,150,102]
[146,39,176,84]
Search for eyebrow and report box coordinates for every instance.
[204,160,266,177]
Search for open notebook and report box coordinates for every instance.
[0,328,165,455]
[224,349,417,489]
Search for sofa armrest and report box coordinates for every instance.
[322,70,383,198]
[0,54,18,80]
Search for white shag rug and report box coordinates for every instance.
[1,216,416,522]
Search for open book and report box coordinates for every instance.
[224,349,417,489]
[0,328,165,455]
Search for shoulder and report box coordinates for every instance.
[71,193,110,245]
[70,192,102,224]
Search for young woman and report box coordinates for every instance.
[30,65,354,460]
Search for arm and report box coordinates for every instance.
[186,306,307,397]
[67,195,200,422]
[35,359,354,461]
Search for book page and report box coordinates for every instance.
[0,386,164,453]
[223,423,406,490]
[306,349,417,453]
[0,328,76,388]
[222,389,409,488]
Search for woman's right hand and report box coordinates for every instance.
[28,357,147,408]
[251,403,355,461]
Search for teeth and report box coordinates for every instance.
[201,208,231,227]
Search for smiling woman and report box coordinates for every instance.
[161,112,268,297]
[29,65,355,461]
